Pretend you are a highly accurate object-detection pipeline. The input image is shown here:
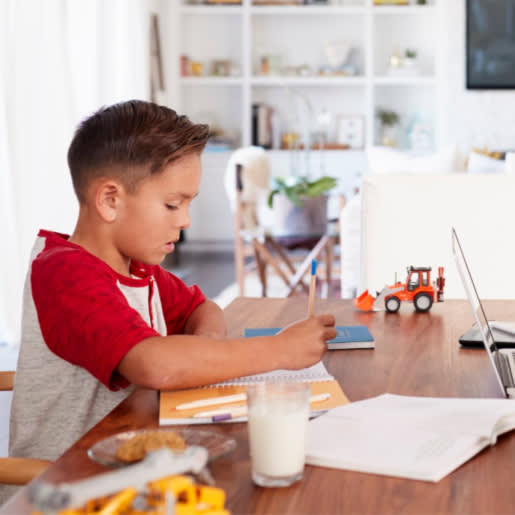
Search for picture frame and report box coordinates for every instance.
[336,115,365,149]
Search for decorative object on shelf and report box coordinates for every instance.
[211,59,232,77]
[377,109,400,148]
[281,132,301,150]
[337,115,364,149]
[190,61,204,77]
[323,40,356,76]
[206,0,241,4]
[180,54,190,77]
[252,103,274,149]
[389,47,403,69]
[252,0,301,5]
[388,47,420,76]
[404,48,417,65]
[406,114,432,151]
[373,0,408,4]
[314,108,332,173]
[258,54,282,76]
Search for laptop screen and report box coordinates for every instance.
[451,228,507,397]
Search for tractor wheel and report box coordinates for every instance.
[414,292,433,312]
[385,296,401,313]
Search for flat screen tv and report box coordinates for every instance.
[467,0,515,89]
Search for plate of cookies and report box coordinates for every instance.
[87,428,236,468]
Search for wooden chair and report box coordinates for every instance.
[233,163,338,298]
[0,371,51,485]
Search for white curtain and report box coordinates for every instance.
[0,0,150,346]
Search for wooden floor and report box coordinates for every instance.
[163,248,236,299]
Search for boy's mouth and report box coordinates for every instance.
[164,241,175,253]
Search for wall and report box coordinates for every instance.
[440,0,515,152]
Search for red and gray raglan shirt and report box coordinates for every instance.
[9,230,206,462]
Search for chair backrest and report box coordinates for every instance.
[0,371,14,391]
[360,174,515,299]
[0,371,52,485]
[223,146,271,234]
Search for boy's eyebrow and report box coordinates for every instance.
[168,192,199,200]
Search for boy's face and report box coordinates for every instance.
[114,153,201,266]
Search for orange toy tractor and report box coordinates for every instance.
[354,266,445,313]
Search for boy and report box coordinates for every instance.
[5,100,336,496]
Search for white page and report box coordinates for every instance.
[305,394,515,482]
[306,416,488,482]
[327,394,515,439]
[211,360,333,387]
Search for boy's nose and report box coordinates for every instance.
[178,210,191,230]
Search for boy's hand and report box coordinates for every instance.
[275,314,337,370]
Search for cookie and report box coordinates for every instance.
[116,431,186,463]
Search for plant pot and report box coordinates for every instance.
[258,195,329,237]
[381,125,398,147]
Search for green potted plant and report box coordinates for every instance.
[377,108,400,147]
[267,175,337,208]
[263,175,338,236]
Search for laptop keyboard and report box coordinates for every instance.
[498,352,515,388]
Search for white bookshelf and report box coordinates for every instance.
[170,0,440,153]
[162,0,442,241]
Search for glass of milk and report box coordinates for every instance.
[246,382,310,487]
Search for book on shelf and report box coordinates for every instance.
[159,360,348,425]
[251,103,272,149]
[306,393,515,482]
[244,326,374,350]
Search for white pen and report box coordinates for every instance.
[174,392,247,411]
[192,392,331,419]
[309,392,331,404]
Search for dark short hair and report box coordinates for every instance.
[67,100,210,202]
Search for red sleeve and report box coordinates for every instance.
[150,265,206,335]
[31,248,159,391]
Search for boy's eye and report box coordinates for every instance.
[165,204,180,211]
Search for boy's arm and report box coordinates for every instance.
[183,299,226,338]
[117,314,337,391]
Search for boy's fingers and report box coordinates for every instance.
[316,314,336,326]
[324,327,338,341]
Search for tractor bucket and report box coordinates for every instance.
[354,290,376,311]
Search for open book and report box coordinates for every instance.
[306,393,515,482]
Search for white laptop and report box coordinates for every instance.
[452,228,515,399]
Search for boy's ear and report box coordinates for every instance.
[95,180,123,223]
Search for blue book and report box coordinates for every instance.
[244,325,374,350]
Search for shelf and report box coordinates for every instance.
[175,0,440,151]
[250,5,366,15]
[372,5,436,15]
[180,5,243,14]
[251,76,366,86]
[373,76,436,85]
[180,77,244,85]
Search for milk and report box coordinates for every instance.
[248,404,309,477]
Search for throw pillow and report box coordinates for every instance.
[367,145,460,175]
[467,151,506,175]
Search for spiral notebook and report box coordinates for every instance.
[159,361,348,425]
[211,360,333,386]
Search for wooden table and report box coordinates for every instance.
[3,298,515,514]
